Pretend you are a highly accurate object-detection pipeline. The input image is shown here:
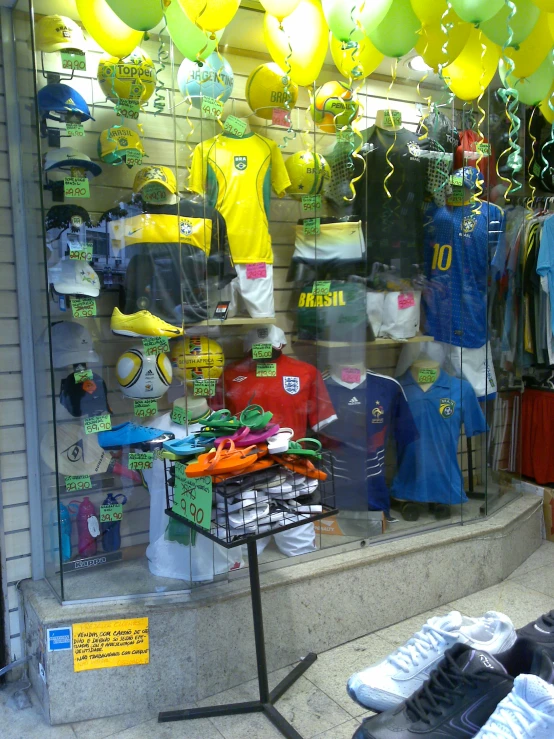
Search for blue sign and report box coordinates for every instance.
[47,627,72,652]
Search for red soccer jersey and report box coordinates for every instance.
[213,354,337,437]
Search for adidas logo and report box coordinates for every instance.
[146,370,154,377]
[348,397,361,406]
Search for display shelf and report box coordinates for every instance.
[196,317,277,327]
[292,334,435,348]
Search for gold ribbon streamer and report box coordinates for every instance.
[526,107,538,217]
[471,32,487,216]
[383,58,398,200]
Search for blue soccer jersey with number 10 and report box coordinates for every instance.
[423,202,506,348]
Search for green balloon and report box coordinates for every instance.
[450,0,504,24]
[322,0,392,42]
[106,0,164,31]
[368,0,420,59]
[165,1,223,62]
[480,0,540,47]
[500,54,554,105]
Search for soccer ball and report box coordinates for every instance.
[97,49,156,105]
[170,336,224,384]
[245,63,298,120]
[177,52,234,110]
[310,80,359,134]
[285,150,331,200]
[116,346,172,399]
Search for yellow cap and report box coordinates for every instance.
[133,166,177,194]
[98,127,146,164]
[35,15,85,53]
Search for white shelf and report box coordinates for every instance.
[292,334,434,348]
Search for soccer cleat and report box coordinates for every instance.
[98,422,175,451]
[516,609,554,660]
[474,674,554,738]
[353,638,554,739]
[347,611,517,712]
[110,307,183,338]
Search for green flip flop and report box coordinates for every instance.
[240,404,273,431]
[285,438,323,458]
[200,410,241,431]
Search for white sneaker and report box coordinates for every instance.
[347,610,517,712]
[475,674,554,738]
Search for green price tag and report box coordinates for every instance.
[475,142,491,155]
[201,95,224,120]
[71,297,96,318]
[115,98,140,120]
[142,336,169,356]
[64,177,90,199]
[449,187,464,205]
[193,379,216,397]
[84,414,112,435]
[141,182,169,204]
[312,281,331,295]
[450,175,463,186]
[304,218,321,236]
[171,405,188,426]
[252,343,273,360]
[173,469,212,530]
[60,49,86,71]
[66,122,85,137]
[64,474,91,492]
[126,153,143,167]
[301,195,322,212]
[383,110,402,127]
[74,369,93,383]
[533,162,542,176]
[99,504,123,523]
[223,115,247,137]
[134,399,158,418]
[256,363,277,378]
[418,369,438,384]
[128,452,154,470]
[69,243,93,261]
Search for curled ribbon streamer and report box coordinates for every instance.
[471,33,489,216]
[526,107,538,217]
[497,0,522,199]
[383,58,398,200]
[153,16,169,115]
[212,43,231,132]
[184,95,195,177]
[343,4,366,203]
[415,29,433,143]
[437,1,456,108]
[540,51,554,190]
[278,23,297,151]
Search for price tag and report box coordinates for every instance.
[115,99,140,120]
[193,379,216,397]
[71,297,96,318]
[245,262,267,279]
[128,452,154,471]
[256,363,277,378]
[252,343,273,359]
[134,399,158,418]
[272,108,291,127]
[173,468,212,530]
[64,177,90,199]
[66,122,85,137]
[171,405,188,426]
[383,110,402,127]
[84,414,112,435]
[341,367,361,384]
[450,174,463,186]
[142,337,169,356]
[312,281,331,295]
[418,368,438,384]
[398,292,416,310]
[303,218,321,236]
[69,243,93,261]
[99,504,123,523]
[126,153,143,167]
[301,195,321,211]
[64,475,91,492]
[141,182,169,204]
[60,49,86,71]
[74,369,93,383]
[201,96,224,120]
[448,187,464,206]
[223,115,247,137]
[475,142,491,156]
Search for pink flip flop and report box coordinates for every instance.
[215,423,280,448]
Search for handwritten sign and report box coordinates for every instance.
[223,115,247,137]
[252,343,273,359]
[128,452,154,470]
[61,49,86,71]
[142,337,169,356]
[173,467,212,530]
[66,122,85,137]
[64,177,90,199]
[303,218,321,236]
[418,369,438,384]
[99,504,123,523]
[64,475,92,492]
[201,96,223,120]
[69,243,93,261]
[73,618,149,672]
[133,399,157,418]
[171,405,188,426]
[115,99,140,120]
[84,414,112,435]
[312,281,331,295]
[301,195,321,211]
[256,363,277,378]
[72,298,96,318]
[193,379,216,397]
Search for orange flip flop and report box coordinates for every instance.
[186,439,258,478]
[270,454,328,481]
[212,456,275,484]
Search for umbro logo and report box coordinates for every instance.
[348,397,361,406]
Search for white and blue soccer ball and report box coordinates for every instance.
[177,53,234,110]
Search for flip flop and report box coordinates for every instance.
[215,424,280,448]
[200,410,241,431]
[267,427,294,454]
[239,404,273,431]
[211,456,275,483]
[163,435,215,457]
[185,439,258,478]
[270,454,328,481]
[284,438,322,458]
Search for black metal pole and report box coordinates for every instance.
[247,539,270,704]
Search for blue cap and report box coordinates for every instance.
[38,83,94,122]
[453,166,485,191]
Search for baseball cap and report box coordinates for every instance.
[60,370,111,418]
[49,321,100,368]
[38,83,94,122]
[244,325,287,352]
[98,126,146,165]
[133,166,177,194]
[50,260,100,298]
[35,15,85,53]
[45,205,92,232]
[44,147,102,178]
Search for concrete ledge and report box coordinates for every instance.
[21,495,542,725]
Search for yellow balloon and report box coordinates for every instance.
[260,0,301,21]
[177,0,240,33]
[415,9,471,71]
[504,13,553,79]
[540,85,554,123]
[264,0,328,87]
[442,30,500,101]
[410,0,448,26]
[330,34,384,79]
[76,0,143,58]
[549,12,554,38]
[533,0,554,10]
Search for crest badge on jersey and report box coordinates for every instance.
[180,218,193,236]
[371,402,385,423]
[462,215,477,235]
[283,376,300,395]
[234,156,247,171]
[439,398,456,418]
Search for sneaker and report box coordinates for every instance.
[98,422,175,450]
[347,611,516,712]
[385,514,399,523]
[353,638,554,739]
[517,609,554,660]
[110,307,183,338]
[475,674,554,738]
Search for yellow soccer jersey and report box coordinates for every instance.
[189,132,290,264]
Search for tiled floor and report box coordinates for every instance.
[3,541,554,739]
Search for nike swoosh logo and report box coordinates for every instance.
[534,625,552,634]
[127,228,142,236]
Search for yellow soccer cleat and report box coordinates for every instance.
[110,307,183,338]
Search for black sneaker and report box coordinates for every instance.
[517,610,554,660]
[353,638,554,738]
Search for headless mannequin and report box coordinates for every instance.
[375,109,403,132]
[330,362,366,388]
[410,359,441,393]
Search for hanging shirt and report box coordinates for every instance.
[392,370,487,505]
[189,132,290,264]
[537,214,554,337]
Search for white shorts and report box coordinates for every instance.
[256,522,317,557]
[293,221,365,262]
[228,264,275,318]
[377,291,421,340]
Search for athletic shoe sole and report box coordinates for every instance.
[111,328,181,338]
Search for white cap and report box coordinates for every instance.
[44,147,102,179]
[49,321,99,368]
[50,260,100,297]
[244,325,287,352]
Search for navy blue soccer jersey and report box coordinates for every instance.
[320,370,418,514]
[423,202,506,348]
